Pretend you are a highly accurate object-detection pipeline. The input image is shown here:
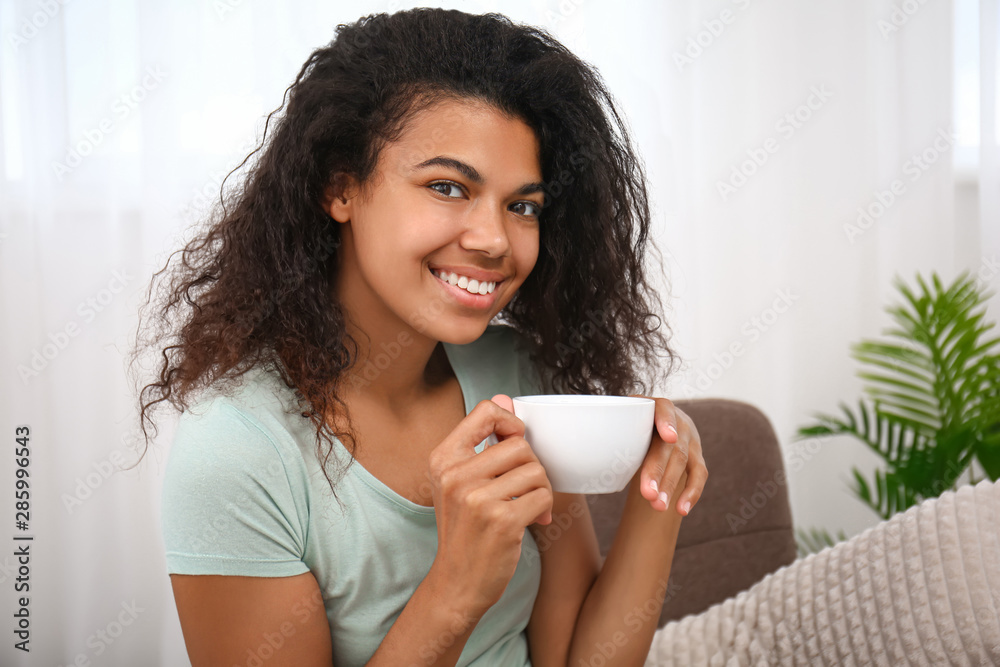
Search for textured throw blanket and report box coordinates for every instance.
[646,478,1000,666]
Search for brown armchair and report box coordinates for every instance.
[585,398,798,626]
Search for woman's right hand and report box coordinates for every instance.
[426,394,554,617]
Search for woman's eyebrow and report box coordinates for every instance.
[412,155,545,196]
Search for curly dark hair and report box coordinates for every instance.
[129,8,680,496]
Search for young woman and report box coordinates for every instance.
[135,8,708,666]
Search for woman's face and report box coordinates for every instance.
[327,97,544,345]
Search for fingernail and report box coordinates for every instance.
[650,479,658,493]
[658,491,668,506]
[667,424,677,435]
[681,500,691,515]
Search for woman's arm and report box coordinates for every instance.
[525,470,687,667]
[170,572,333,666]
[362,559,487,665]
[525,492,603,663]
[566,468,687,666]
[172,564,486,667]
[526,398,706,666]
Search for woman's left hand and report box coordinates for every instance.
[629,395,707,516]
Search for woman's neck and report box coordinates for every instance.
[339,329,453,421]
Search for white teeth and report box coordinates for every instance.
[433,269,496,295]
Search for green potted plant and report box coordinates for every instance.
[793,270,1000,552]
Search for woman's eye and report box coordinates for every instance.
[511,201,541,218]
[428,182,463,198]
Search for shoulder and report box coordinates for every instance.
[165,366,314,493]
[161,367,314,574]
[176,365,308,438]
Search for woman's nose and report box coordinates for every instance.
[460,201,510,258]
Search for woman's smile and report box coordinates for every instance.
[429,265,504,309]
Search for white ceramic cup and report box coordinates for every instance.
[486,395,656,494]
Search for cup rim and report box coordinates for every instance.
[512,394,654,406]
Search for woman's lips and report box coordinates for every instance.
[429,267,502,309]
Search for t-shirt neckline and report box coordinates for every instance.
[339,340,475,516]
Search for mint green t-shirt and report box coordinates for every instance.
[160,324,548,666]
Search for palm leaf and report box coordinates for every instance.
[797,270,1000,523]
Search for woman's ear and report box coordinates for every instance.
[323,173,358,223]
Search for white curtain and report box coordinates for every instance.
[0,0,994,664]
[656,0,999,542]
